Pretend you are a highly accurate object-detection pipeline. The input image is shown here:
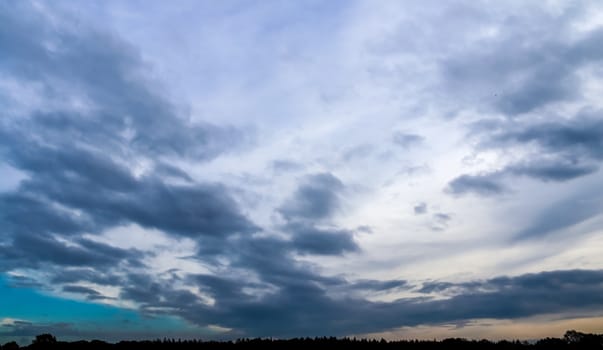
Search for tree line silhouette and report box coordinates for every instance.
[1,330,602,350]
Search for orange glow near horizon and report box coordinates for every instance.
[360,315,603,341]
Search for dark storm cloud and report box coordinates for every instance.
[76,239,138,261]
[0,1,257,301]
[119,274,165,306]
[287,223,359,256]
[398,270,603,324]
[107,172,364,330]
[0,147,256,242]
[276,174,360,255]
[0,2,255,241]
[0,193,89,237]
[225,236,346,289]
[119,273,203,310]
[2,232,145,269]
[193,274,250,302]
[173,269,603,337]
[174,258,368,337]
[447,174,506,196]
[278,173,344,221]
[415,270,603,320]
[177,235,356,332]
[507,160,598,182]
[50,269,123,286]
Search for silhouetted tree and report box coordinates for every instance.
[564,330,585,344]
[0,330,601,350]
[2,342,18,350]
[32,334,56,345]
[564,330,603,349]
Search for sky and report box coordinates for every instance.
[1,0,603,344]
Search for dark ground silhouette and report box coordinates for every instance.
[2,330,602,350]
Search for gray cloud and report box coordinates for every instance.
[433,213,450,222]
[442,12,603,116]
[442,8,603,201]
[447,174,506,196]
[287,223,359,256]
[350,279,407,292]
[417,270,603,301]
[449,114,603,197]
[398,270,603,324]
[392,132,424,149]
[516,185,603,240]
[0,150,257,238]
[2,232,145,270]
[342,144,374,162]
[0,2,257,243]
[417,281,456,294]
[5,275,45,289]
[270,160,304,173]
[0,193,90,238]
[431,212,452,231]
[62,285,110,301]
[482,116,603,161]
[173,269,603,337]
[277,174,359,256]
[0,1,258,312]
[356,225,373,234]
[155,163,194,182]
[413,202,427,215]
[0,2,250,161]
[50,269,123,287]
[2,1,603,341]
[119,273,201,310]
[447,159,599,197]
[224,236,346,289]
[507,160,598,182]
[278,173,344,222]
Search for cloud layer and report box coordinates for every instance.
[1,0,603,342]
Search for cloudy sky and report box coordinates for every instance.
[2,0,603,344]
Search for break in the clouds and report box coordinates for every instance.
[2,0,603,343]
